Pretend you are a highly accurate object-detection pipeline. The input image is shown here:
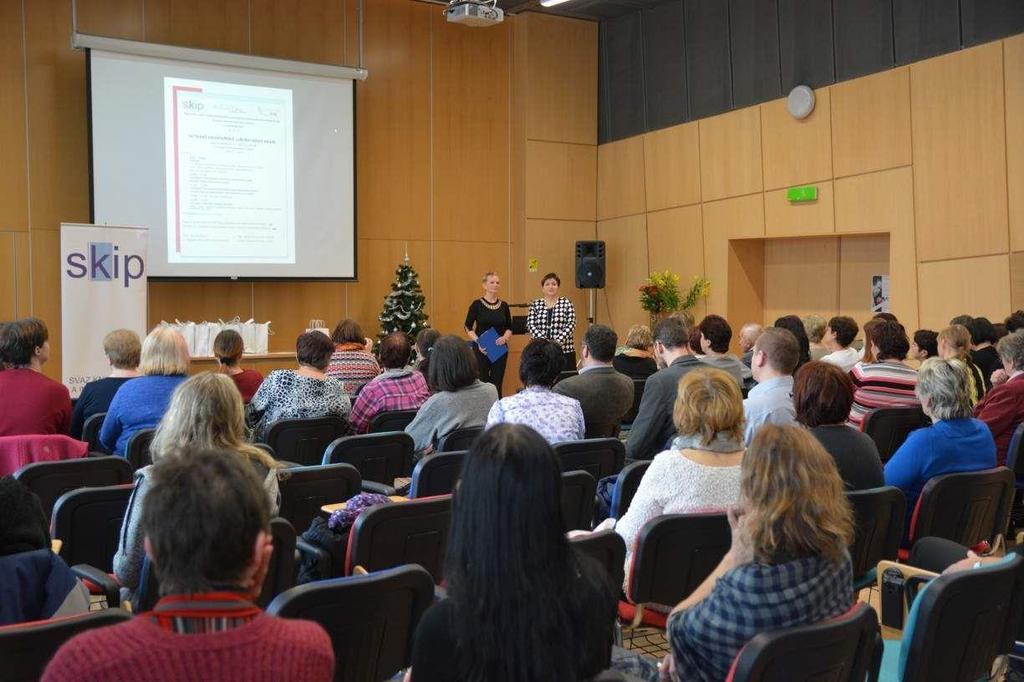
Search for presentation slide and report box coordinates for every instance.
[89,48,355,279]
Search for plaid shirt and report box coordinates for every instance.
[669,553,853,682]
[348,369,430,434]
[526,297,577,353]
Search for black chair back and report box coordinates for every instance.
[553,438,625,480]
[561,470,597,531]
[409,451,466,498]
[900,554,1024,682]
[267,565,434,682]
[368,409,419,434]
[862,406,931,462]
[14,457,132,520]
[570,529,627,591]
[621,379,646,424]
[847,486,906,582]
[347,495,452,582]
[628,512,730,606]
[438,426,483,452]
[322,432,414,485]
[81,412,108,454]
[610,460,650,519]
[910,467,1014,548]
[125,428,155,472]
[0,609,132,682]
[728,603,881,682]
[50,484,133,572]
[265,416,349,467]
[1006,422,1024,479]
[277,463,361,533]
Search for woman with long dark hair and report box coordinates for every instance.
[407,424,615,681]
[773,315,811,372]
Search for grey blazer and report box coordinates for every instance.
[554,366,634,438]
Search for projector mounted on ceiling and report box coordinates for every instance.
[445,0,504,26]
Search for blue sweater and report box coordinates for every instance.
[99,375,187,456]
[884,418,996,542]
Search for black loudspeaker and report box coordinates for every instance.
[575,241,606,289]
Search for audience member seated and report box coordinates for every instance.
[803,314,828,361]
[793,361,884,490]
[884,358,995,542]
[696,315,745,386]
[246,331,351,443]
[486,338,584,444]
[555,324,634,438]
[738,324,763,370]
[687,325,704,357]
[325,319,380,397]
[742,328,799,444]
[625,316,703,462]
[100,327,189,456]
[820,315,861,372]
[967,317,1002,391]
[859,318,882,365]
[69,329,141,439]
[1006,310,1024,335]
[663,424,853,682]
[973,330,1024,466]
[773,315,811,372]
[405,335,498,457]
[43,449,334,682]
[0,476,89,625]
[0,318,72,437]
[415,328,441,383]
[213,329,263,404]
[910,329,938,365]
[348,332,429,434]
[612,324,658,381]
[407,424,614,682]
[602,369,743,575]
[848,320,919,430]
[117,373,282,600]
[937,325,986,405]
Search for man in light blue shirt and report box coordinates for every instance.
[743,327,800,444]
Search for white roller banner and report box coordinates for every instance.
[60,223,148,399]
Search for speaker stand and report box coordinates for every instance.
[587,289,596,327]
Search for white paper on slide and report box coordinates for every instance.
[164,78,295,264]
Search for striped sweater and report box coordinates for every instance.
[847,361,920,429]
[325,344,381,397]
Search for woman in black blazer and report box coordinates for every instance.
[526,272,577,371]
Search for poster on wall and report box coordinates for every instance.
[871,275,890,314]
[60,223,148,399]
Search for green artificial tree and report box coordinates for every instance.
[378,251,430,344]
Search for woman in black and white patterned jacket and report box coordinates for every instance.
[526,273,577,371]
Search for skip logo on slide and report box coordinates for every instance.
[65,242,145,288]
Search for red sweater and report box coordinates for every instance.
[0,368,71,436]
[974,373,1024,466]
[41,612,335,682]
[230,369,264,404]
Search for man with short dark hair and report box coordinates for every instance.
[554,325,634,438]
[625,316,703,461]
[743,327,800,444]
[43,449,335,682]
[820,316,860,372]
[348,332,430,433]
[696,315,745,386]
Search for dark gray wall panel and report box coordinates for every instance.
[598,13,646,143]
[729,0,781,108]
[642,1,688,130]
[961,0,1024,46]
[834,0,895,80]
[683,0,732,119]
[893,0,961,64]
[779,0,835,90]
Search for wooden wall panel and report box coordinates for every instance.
[357,0,431,241]
[764,182,834,237]
[525,142,597,220]
[838,234,890,323]
[523,219,595,352]
[145,0,250,53]
[727,239,766,339]
[524,13,597,145]
[831,67,912,178]
[1012,252,1024,313]
[698,107,762,202]
[1006,35,1024,252]
[253,282,347,353]
[31,231,62,380]
[597,136,645,220]
[764,237,839,323]
[917,254,1011,329]
[250,0,345,63]
[148,282,254,330]
[646,205,706,319]
[702,194,765,315]
[431,241,509,336]
[0,233,18,321]
[911,42,1008,262]
[596,215,648,333]
[76,0,144,39]
[0,0,28,232]
[431,14,511,243]
[760,88,832,190]
[14,233,30,316]
[643,123,701,212]
[347,239,432,339]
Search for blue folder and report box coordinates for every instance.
[477,327,508,362]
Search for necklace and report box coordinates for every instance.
[479,297,501,310]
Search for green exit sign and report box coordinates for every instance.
[787,185,818,203]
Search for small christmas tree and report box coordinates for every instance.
[378,250,429,343]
